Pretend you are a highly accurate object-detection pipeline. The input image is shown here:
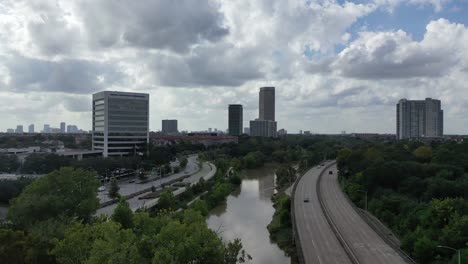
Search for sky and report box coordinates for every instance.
[0,0,467,134]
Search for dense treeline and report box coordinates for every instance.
[0,167,248,264]
[0,178,34,205]
[0,154,20,172]
[0,134,92,149]
[338,140,468,263]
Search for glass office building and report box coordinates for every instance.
[92,91,149,157]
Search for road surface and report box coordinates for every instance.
[96,161,216,216]
[319,164,406,264]
[294,161,408,264]
[294,161,352,264]
[97,155,199,204]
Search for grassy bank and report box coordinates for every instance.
[267,193,298,263]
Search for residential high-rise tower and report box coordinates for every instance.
[396,98,443,139]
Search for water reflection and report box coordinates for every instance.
[207,164,290,264]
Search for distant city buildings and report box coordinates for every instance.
[161,119,178,134]
[397,98,443,139]
[15,125,23,133]
[92,91,149,157]
[250,87,277,137]
[43,124,51,133]
[6,129,14,133]
[28,124,34,133]
[228,104,243,136]
[67,125,79,133]
[277,128,287,136]
[244,127,250,135]
[60,122,66,133]
[151,132,238,147]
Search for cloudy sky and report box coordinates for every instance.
[1,0,467,134]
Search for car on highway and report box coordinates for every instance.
[98,186,106,192]
[129,179,135,183]
[303,198,310,203]
[329,170,333,174]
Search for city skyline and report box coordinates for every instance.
[1,1,468,134]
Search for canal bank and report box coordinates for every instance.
[206,164,291,264]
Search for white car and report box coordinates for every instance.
[98,186,106,192]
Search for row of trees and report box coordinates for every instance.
[0,167,249,264]
[337,140,468,263]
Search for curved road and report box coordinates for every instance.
[294,161,352,264]
[294,161,407,264]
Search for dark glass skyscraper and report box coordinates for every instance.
[162,119,178,134]
[259,87,275,121]
[228,104,243,136]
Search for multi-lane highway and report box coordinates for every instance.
[294,161,352,264]
[293,161,408,264]
[97,160,216,216]
[97,155,199,204]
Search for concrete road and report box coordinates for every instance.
[294,161,352,264]
[319,164,407,264]
[96,161,216,216]
[97,155,199,204]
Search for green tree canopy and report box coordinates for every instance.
[108,177,120,199]
[112,198,134,229]
[8,167,99,228]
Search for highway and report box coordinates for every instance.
[96,161,216,216]
[97,155,199,204]
[294,161,352,264]
[320,164,406,264]
[293,161,408,264]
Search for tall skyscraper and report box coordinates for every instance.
[15,125,23,133]
[92,91,149,157]
[228,104,243,136]
[60,122,66,133]
[259,87,275,121]
[396,98,443,139]
[43,124,50,133]
[28,124,34,133]
[250,87,277,137]
[67,125,79,133]
[161,119,178,134]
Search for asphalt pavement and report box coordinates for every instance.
[97,155,199,204]
[96,160,216,216]
[319,164,407,264]
[294,161,352,264]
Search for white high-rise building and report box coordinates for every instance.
[43,124,51,133]
[28,124,34,133]
[249,87,277,137]
[15,125,23,133]
[396,98,443,139]
[92,91,149,157]
[60,122,66,133]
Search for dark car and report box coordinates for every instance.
[129,179,136,183]
[303,198,310,203]
[329,171,333,175]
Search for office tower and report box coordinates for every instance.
[249,87,277,137]
[15,125,23,133]
[161,119,178,134]
[60,122,66,133]
[6,128,14,133]
[228,104,243,136]
[259,87,275,121]
[92,91,149,157]
[244,127,250,135]
[28,124,34,133]
[250,119,277,137]
[208,128,212,133]
[396,98,443,139]
[43,124,51,133]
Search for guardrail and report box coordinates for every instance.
[291,167,308,264]
[317,162,361,264]
[337,171,416,264]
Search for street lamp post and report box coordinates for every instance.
[358,190,368,211]
[437,245,461,264]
